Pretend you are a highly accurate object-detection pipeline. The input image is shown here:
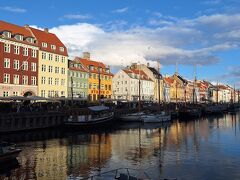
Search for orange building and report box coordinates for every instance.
[79,52,113,101]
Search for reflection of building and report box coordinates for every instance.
[79,52,113,101]
[29,27,68,98]
[67,134,112,178]
[35,140,68,180]
[68,57,89,98]
[0,20,38,97]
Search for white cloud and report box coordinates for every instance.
[112,7,128,13]
[0,6,26,13]
[63,14,91,20]
[47,13,240,68]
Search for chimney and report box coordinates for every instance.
[24,24,29,29]
[44,28,49,33]
[147,62,150,67]
[83,52,90,60]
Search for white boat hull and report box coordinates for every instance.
[143,114,171,123]
[119,112,144,122]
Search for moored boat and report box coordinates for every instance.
[179,107,202,119]
[118,112,144,122]
[65,105,114,128]
[0,142,21,163]
[143,112,171,123]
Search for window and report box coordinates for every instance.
[13,92,19,96]
[26,37,34,43]
[59,47,64,52]
[41,77,46,84]
[42,52,46,59]
[61,56,65,63]
[55,67,59,73]
[22,76,28,85]
[14,45,20,55]
[42,65,46,72]
[31,49,37,58]
[55,55,59,62]
[4,44,10,53]
[42,42,47,48]
[55,78,59,85]
[48,54,53,60]
[61,68,65,74]
[109,85,111,90]
[13,60,19,70]
[48,77,53,85]
[3,91,9,97]
[3,31,11,38]
[4,58,10,68]
[13,75,19,84]
[23,48,28,56]
[22,61,28,71]
[48,66,53,73]
[3,74,10,84]
[15,34,23,41]
[51,45,56,50]
[31,63,37,72]
[61,79,65,86]
[31,76,37,85]
[61,91,65,96]
[41,90,46,97]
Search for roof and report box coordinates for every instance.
[123,69,153,81]
[29,27,68,56]
[164,77,174,84]
[148,67,162,79]
[68,58,89,73]
[79,58,113,76]
[0,20,37,46]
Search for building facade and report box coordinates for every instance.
[112,68,154,101]
[29,27,68,98]
[133,63,164,102]
[79,52,113,101]
[68,58,89,98]
[0,21,38,97]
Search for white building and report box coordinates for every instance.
[112,69,154,101]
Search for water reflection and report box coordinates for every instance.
[0,112,240,179]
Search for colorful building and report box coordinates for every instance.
[68,57,89,98]
[112,68,154,101]
[0,20,39,97]
[29,27,68,98]
[79,52,113,101]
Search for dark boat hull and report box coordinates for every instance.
[0,149,21,163]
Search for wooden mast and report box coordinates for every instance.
[138,63,141,113]
[157,61,161,110]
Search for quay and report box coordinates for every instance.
[0,100,239,133]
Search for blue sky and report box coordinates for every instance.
[1,0,240,87]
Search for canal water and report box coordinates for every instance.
[1,112,240,180]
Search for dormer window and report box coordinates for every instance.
[106,68,110,73]
[26,37,34,43]
[42,42,47,48]
[3,31,11,38]
[59,47,64,52]
[51,45,56,50]
[15,34,23,41]
[89,65,94,70]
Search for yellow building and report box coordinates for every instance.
[80,52,113,101]
[29,27,68,97]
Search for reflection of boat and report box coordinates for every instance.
[0,142,21,163]
[65,105,114,127]
[179,107,201,119]
[0,158,20,175]
[143,112,171,123]
[204,104,227,114]
[86,168,151,180]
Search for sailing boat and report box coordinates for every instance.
[179,65,202,119]
[143,61,171,123]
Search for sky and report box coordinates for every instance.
[1,0,240,87]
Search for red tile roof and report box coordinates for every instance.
[79,58,113,76]
[0,20,37,46]
[164,77,174,84]
[29,27,68,56]
[123,69,153,81]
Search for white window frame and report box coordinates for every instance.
[3,74,10,84]
[4,58,10,68]
[4,44,10,53]
[13,60,19,70]
[14,45,20,55]
[13,75,19,84]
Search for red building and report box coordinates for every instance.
[0,21,38,97]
